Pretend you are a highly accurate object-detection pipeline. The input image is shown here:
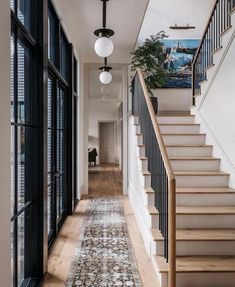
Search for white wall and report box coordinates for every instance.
[154,89,192,112]
[0,0,11,285]
[117,103,123,169]
[193,31,235,187]
[88,101,119,164]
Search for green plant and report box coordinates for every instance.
[131,31,167,94]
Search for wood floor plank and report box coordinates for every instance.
[43,165,159,287]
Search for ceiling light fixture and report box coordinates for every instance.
[94,0,114,57]
[99,57,112,85]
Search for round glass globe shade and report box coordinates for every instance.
[99,71,112,85]
[95,36,114,57]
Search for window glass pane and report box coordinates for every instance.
[56,87,65,220]
[48,9,57,65]
[17,40,31,124]
[17,126,25,211]
[61,34,68,80]
[11,35,15,122]
[11,126,15,217]
[17,0,31,33]
[47,184,52,235]
[73,57,77,93]
[11,222,15,286]
[17,212,25,286]
[47,78,53,235]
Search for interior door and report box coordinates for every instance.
[99,122,116,164]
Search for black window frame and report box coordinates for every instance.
[47,1,76,249]
[10,0,48,286]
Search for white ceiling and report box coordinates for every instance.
[137,0,216,45]
[53,0,149,62]
[88,69,123,102]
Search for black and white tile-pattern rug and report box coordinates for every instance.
[66,197,142,287]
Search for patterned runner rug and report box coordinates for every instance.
[66,197,142,287]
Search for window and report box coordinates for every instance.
[48,7,58,66]
[11,1,44,286]
[60,32,69,80]
[48,3,73,246]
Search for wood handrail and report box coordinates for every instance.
[137,68,176,287]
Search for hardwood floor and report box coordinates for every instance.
[43,164,159,287]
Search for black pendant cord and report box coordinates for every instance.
[94,0,114,38]
[102,0,107,28]
[99,57,112,72]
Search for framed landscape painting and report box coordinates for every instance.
[161,39,200,88]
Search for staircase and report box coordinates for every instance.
[133,114,235,287]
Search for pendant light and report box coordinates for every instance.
[94,0,114,58]
[99,57,112,85]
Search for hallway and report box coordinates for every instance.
[43,165,159,287]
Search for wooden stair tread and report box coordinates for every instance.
[139,157,147,160]
[155,255,235,273]
[176,206,235,215]
[145,187,154,194]
[170,156,219,160]
[166,144,213,147]
[146,205,235,215]
[176,187,235,194]
[152,228,235,241]
[146,206,158,215]
[159,124,199,126]
[162,133,206,136]
[157,115,194,117]
[174,171,229,176]
[142,171,151,176]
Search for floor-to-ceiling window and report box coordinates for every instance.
[73,57,78,206]
[48,2,77,247]
[10,0,45,286]
[10,0,78,283]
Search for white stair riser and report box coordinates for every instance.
[195,94,203,106]
[213,48,223,66]
[134,124,141,134]
[141,173,151,188]
[177,214,235,228]
[144,212,159,229]
[220,27,234,49]
[200,81,208,96]
[145,192,155,206]
[160,125,200,134]
[206,65,216,80]
[176,175,229,187]
[137,146,145,157]
[232,10,235,27]
[163,135,206,145]
[166,146,213,157]
[155,241,235,256]
[177,193,235,206]
[136,135,143,145]
[133,117,139,125]
[171,159,220,171]
[157,116,195,124]
[176,273,235,287]
[139,159,148,171]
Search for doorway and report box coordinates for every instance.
[99,122,116,164]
